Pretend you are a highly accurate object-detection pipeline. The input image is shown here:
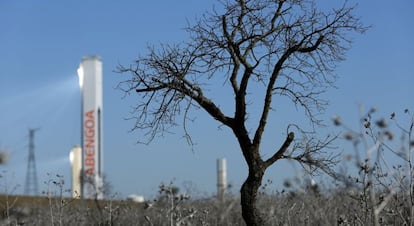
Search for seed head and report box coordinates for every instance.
[344,132,354,140]
[0,151,9,164]
[384,131,394,140]
[376,118,387,128]
[332,115,341,126]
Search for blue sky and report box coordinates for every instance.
[0,1,413,199]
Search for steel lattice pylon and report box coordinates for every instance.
[24,128,39,196]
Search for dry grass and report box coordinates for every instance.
[0,186,412,226]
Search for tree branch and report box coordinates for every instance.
[264,132,295,168]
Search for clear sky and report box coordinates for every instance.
[0,1,413,199]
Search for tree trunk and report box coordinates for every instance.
[240,168,265,226]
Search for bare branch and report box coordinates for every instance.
[264,132,295,168]
[284,131,340,176]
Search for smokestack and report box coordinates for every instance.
[70,145,82,198]
[217,158,227,201]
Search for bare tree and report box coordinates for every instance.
[118,0,367,225]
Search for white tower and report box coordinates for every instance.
[217,158,227,201]
[77,56,104,199]
[70,145,82,198]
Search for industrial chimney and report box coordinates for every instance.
[70,145,82,198]
[217,158,227,201]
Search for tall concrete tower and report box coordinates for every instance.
[77,56,104,200]
[217,158,227,201]
[70,145,82,198]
